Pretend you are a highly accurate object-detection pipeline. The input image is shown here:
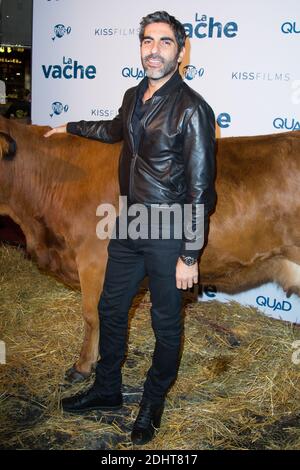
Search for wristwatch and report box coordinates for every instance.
[180,255,197,266]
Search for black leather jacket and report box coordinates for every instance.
[67,71,216,257]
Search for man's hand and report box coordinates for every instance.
[176,257,198,290]
[44,124,67,138]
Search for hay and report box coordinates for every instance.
[0,244,299,450]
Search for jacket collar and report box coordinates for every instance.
[136,69,183,99]
[127,70,183,151]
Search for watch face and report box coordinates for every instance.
[181,256,196,266]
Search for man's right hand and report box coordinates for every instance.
[44,124,67,138]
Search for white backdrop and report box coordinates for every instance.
[32,0,300,322]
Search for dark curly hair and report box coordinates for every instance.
[139,11,187,51]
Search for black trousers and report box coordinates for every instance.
[95,221,183,404]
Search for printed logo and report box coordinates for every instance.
[273,117,300,131]
[256,296,292,312]
[50,101,69,117]
[217,113,231,129]
[281,21,300,34]
[183,14,238,39]
[232,72,290,81]
[42,56,97,79]
[91,109,117,118]
[95,27,139,37]
[52,24,71,41]
[198,284,217,298]
[182,65,204,81]
[122,67,145,80]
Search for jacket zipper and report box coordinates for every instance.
[129,153,137,202]
[129,118,137,202]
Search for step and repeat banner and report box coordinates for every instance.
[32,0,300,322]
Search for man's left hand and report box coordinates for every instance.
[176,258,198,290]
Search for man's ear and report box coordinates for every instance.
[178,46,186,64]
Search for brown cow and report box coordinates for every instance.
[1,115,300,381]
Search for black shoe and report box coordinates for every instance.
[61,386,123,414]
[131,400,164,445]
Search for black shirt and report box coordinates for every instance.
[131,94,151,154]
[131,70,182,153]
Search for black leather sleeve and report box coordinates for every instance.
[180,100,216,259]
[66,104,124,143]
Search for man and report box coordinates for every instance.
[45,11,216,445]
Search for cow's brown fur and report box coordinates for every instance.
[201,132,300,295]
[1,116,300,378]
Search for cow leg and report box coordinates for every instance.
[65,255,104,383]
[206,251,300,299]
[281,246,300,265]
[272,256,300,298]
[277,246,300,297]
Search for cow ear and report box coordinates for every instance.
[0,132,17,160]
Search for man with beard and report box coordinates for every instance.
[45,11,216,445]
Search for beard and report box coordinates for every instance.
[141,52,180,80]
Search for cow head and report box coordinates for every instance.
[0,132,17,160]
